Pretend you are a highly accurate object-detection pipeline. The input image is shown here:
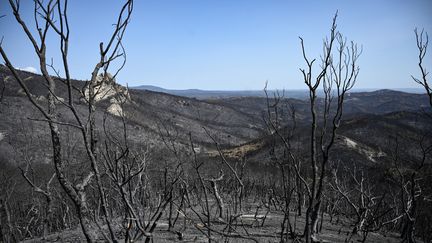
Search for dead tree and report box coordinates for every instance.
[298,12,361,242]
[0,0,133,241]
[20,165,56,239]
[401,28,432,242]
[329,163,388,242]
[0,172,17,243]
[101,112,148,242]
[412,29,431,107]
[184,133,260,243]
[204,128,245,215]
[188,133,213,242]
[205,171,225,219]
[382,33,432,239]
[102,105,183,242]
[156,120,188,232]
[263,85,300,242]
[389,133,431,243]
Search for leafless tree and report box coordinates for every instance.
[263,85,301,242]
[400,27,432,242]
[390,138,413,243]
[298,12,361,242]
[329,162,395,242]
[0,171,17,242]
[204,128,245,214]
[412,29,431,107]
[0,0,133,241]
[20,165,56,238]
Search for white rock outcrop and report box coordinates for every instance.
[82,73,130,117]
[83,73,130,102]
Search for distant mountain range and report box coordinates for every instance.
[132,85,425,99]
[132,85,305,99]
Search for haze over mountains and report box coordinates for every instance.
[133,84,426,99]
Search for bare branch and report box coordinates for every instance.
[413,28,431,107]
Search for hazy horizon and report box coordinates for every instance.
[132,83,426,93]
[8,63,427,93]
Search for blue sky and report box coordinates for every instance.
[1,0,432,90]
